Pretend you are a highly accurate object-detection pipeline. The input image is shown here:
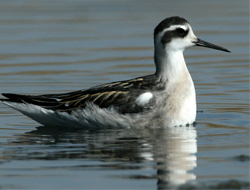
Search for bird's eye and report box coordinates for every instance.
[176,28,186,36]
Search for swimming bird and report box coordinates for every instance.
[0,16,230,129]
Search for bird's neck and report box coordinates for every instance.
[154,47,189,83]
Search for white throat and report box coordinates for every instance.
[154,46,187,83]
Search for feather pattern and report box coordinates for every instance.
[1,75,163,114]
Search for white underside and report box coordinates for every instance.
[2,96,196,129]
[3,101,83,128]
[2,101,137,129]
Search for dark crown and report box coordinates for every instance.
[154,16,188,38]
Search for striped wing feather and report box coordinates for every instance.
[2,75,161,113]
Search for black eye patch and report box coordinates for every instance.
[160,28,189,44]
[176,28,187,36]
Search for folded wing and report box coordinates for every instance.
[1,75,159,114]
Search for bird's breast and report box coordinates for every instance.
[160,75,196,126]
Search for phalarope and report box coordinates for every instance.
[0,16,230,129]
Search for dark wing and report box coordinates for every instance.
[1,75,163,114]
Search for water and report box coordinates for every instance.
[0,0,249,189]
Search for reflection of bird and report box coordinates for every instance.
[0,16,230,128]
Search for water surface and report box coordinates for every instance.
[0,0,249,189]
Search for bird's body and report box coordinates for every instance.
[0,16,230,129]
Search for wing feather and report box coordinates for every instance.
[2,75,161,114]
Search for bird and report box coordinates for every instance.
[0,16,230,129]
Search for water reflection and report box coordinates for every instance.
[152,127,197,189]
[3,125,197,189]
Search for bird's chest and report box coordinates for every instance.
[157,79,196,126]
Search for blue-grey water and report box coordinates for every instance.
[0,1,249,189]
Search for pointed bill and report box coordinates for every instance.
[194,38,230,53]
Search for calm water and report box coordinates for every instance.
[0,0,249,189]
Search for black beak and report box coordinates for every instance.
[194,38,230,53]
